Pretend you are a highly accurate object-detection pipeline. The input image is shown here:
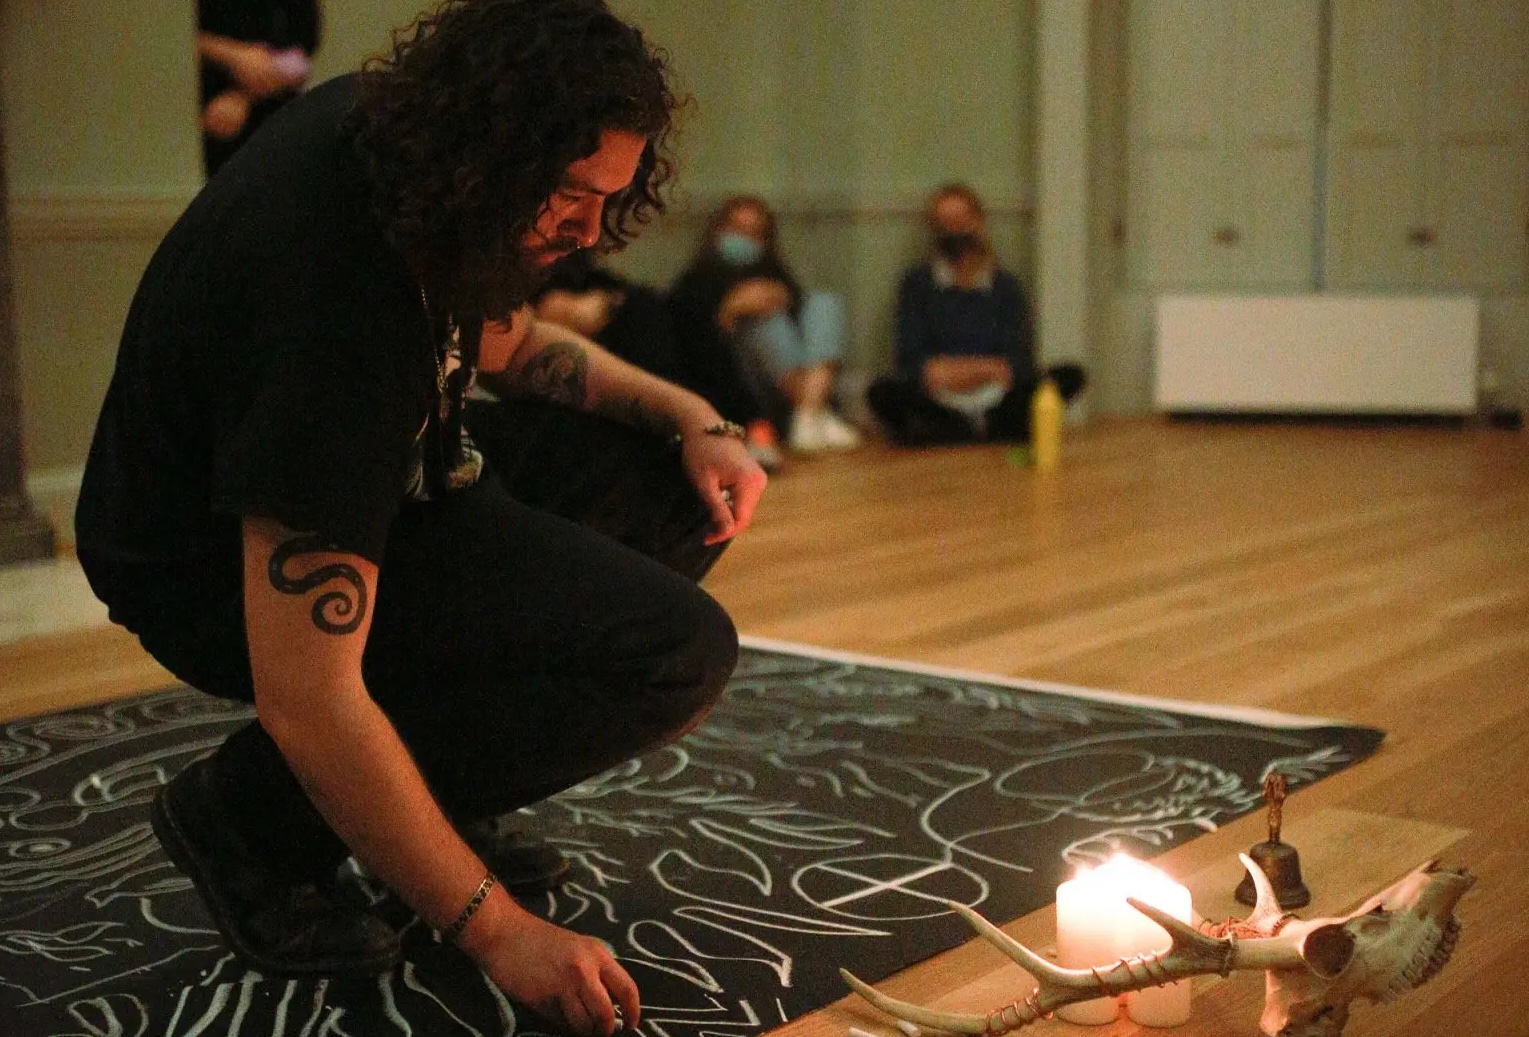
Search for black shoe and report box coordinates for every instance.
[463,815,571,894]
[150,757,402,977]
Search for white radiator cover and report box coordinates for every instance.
[1154,294,1479,414]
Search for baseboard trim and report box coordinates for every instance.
[25,466,83,545]
[10,190,195,243]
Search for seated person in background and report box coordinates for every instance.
[669,195,861,457]
[868,182,1085,446]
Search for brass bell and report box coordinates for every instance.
[1235,772,1312,910]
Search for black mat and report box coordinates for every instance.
[0,640,1384,1037]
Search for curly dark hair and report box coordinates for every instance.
[351,0,679,322]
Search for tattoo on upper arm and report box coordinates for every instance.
[521,339,589,407]
[268,534,368,635]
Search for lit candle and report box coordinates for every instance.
[1114,857,1193,1027]
[1054,854,1193,1027]
[1054,862,1122,1024]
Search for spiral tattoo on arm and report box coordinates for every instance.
[268,534,368,635]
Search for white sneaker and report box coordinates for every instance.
[816,410,862,450]
[789,409,862,453]
[787,410,827,452]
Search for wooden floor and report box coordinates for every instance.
[3,417,1526,1036]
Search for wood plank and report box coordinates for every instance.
[0,624,173,721]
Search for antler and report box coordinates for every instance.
[841,854,1311,1036]
[1203,846,1293,939]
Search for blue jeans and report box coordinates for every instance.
[735,291,846,382]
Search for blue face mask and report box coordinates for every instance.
[717,232,763,266]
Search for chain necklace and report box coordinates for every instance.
[410,283,485,496]
[418,284,447,397]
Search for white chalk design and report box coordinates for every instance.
[0,647,1381,1036]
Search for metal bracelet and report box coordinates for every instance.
[670,420,748,448]
[442,872,497,943]
[702,420,748,441]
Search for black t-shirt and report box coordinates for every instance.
[77,76,458,611]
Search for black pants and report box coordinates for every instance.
[867,362,1087,447]
[84,401,738,880]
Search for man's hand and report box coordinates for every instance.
[481,308,536,373]
[227,41,301,97]
[465,906,641,1037]
[679,431,767,545]
[535,289,622,339]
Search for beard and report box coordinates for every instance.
[457,241,572,323]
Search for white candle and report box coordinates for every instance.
[1054,854,1194,1027]
[1055,865,1122,1024]
[1113,858,1193,1027]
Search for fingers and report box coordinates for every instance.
[573,981,614,1037]
[553,958,605,1037]
[566,956,640,1037]
[727,472,765,533]
[603,958,643,1031]
[702,463,768,546]
[201,91,252,139]
[479,916,641,1037]
[701,484,736,547]
[686,439,768,546]
[560,992,598,1037]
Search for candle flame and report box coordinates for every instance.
[1069,853,1186,906]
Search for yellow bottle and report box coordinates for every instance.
[1030,377,1063,472]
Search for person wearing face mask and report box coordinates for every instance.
[867,182,1086,446]
[668,195,861,464]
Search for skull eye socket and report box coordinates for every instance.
[1304,924,1358,978]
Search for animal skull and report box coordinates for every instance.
[1242,859,1473,1036]
[840,855,1473,1037]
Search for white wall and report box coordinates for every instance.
[3,0,201,533]
[610,0,1038,374]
